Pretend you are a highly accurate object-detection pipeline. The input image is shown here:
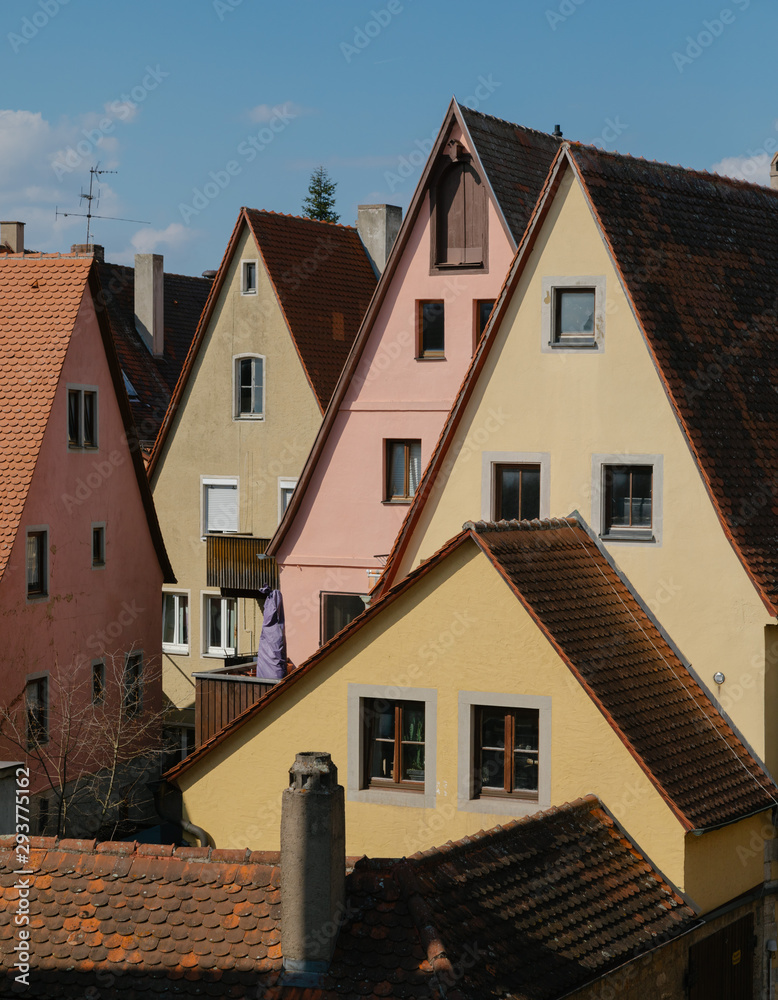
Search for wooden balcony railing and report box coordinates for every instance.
[193,662,279,746]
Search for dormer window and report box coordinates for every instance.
[431,152,487,271]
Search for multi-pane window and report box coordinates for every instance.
[475,706,539,798]
[26,530,47,597]
[386,440,421,501]
[241,260,257,294]
[26,678,48,749]
[603,465,652,534]
[203,479,238,534]
[475,299,494,345]
[206,595,237,655]
[92,660,105,705]
[123,652,143,717]
[67,388,98,448]
[92,525,105,567]
[363,699,425,789]
[553,289,595,345]
[321,593,366,645]
[493,464,541,522]
[162,593,189,652]
[418,301,445,357]
[235,356,264,418]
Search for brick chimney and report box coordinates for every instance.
[771,152,778,191]
[357,204,402,277]
[1,221,24,253]
[280,752,345,976]
[134,253,164,357]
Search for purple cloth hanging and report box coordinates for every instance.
[256,586,287,679]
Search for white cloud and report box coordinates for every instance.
[711,153,771,185]
[248,101,311,123]
[129,223,196,254]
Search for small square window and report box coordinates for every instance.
[541,276,605,353]
[241,260,257,294]
[363,699,425,791]
[418,301,444,357]
[162,592,189,652]
[92,660,105,704]
[26,678,48,749]
[205,595,237,655]
[321,592,366,645]
[92,525,105,568]
[493,464,540,522]
[235,356,264,418]
[123,652,143,717]
[603,465,653,536]
[554,289,595,344]
[26,530,47,597]
[67,387,98,448]
[475,706,539,799]
[203,479,238,534]
[386,440,421,502]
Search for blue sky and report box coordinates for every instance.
[2,0,775,276]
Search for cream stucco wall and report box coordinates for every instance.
[174,541,761,908]
[393,165,775,768]
[152,224,324,713]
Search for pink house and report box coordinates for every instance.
[268,102,562,663]
[0,252,173,835]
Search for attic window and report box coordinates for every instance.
[432,159,487,270]
[122,371,139,402]
[241,260,258,295]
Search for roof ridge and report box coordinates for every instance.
[457,103,562,142]
[0,834,280,864]
[244,206,358,230]
[464,515,578,534]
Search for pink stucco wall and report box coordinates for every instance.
[0,287,164,793]
[277,128,516,664]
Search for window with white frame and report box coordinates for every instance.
[234,355,264,419]
[278,478,297,521]
[458,691,551,816]
[347,683,437,808]
[202,478,238,534]
[204,594,237,655]
[541,276,605,353]
[241,260,258,295]
[591,454,663,545]
[67,386,98,448]
[162,592,189,653]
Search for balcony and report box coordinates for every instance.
[206,535,279,593]
[193,662,279,746]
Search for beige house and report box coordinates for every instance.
[148,207,378,746]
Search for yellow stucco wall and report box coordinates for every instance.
[684,814,770,913]
[176,540,761,908]
[395,164,775,767]
[152,224,324,711]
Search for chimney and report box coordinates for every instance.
[134,253,164,357]
[280,752,345,976]
[70,243,105,263]
[771,152,778,191]
[357,204,402,277]
[1,221,24,253]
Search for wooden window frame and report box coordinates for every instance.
[603,464,653,536]
[473,706,539,800]
[417,300,445,359]
[493,463,541,522]
[362,698,425,793]
[67,386,99,449]
[385,439,421,503]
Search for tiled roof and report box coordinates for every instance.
[96,263,211,446]
[567,144,778,613]
[0,256,93,579]
[244,210,378,412]
[459,106,563,242]
[0,797,697,999]
[471,517,778,830]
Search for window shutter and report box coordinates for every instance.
[206,484,238,532]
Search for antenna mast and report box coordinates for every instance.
[55,163,149,245]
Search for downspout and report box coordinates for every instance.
[153,780,212,848]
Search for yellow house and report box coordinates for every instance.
[379,142,778,776]
[167,518,777,916]
[148,208,377,749]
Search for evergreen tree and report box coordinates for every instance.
[302,165,339,222]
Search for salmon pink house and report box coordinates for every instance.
[268,101,562,664]
[0,252,174,835]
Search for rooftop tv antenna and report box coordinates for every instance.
[55,164,149,244]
